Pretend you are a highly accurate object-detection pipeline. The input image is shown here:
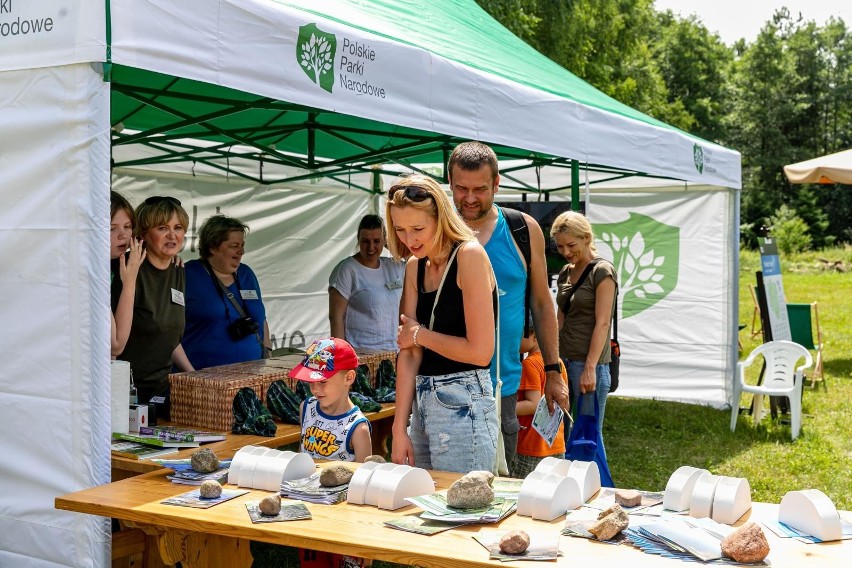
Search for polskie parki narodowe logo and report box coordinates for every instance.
[297,23,387,98]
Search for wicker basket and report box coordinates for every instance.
[169,370,265,431]
[356,351,397,387]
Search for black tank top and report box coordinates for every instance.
[415,245,497,376]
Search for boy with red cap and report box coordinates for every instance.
[288,337,373,568]
[289,337,372,464]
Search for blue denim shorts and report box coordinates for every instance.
[409,369,498,474]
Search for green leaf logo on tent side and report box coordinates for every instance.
[297,24,336,93]
[595,213,679,318]
[693,144,705,174]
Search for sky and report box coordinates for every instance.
[653,0,850,45]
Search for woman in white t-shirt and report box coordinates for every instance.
[328,214,405,352]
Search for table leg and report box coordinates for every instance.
[126,522,253,568]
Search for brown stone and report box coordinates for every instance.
[320,464,354,487]
[258,494,282,516]
[447,472,494,509]
[199,480,222,499]
[190,448,220,473]
[499,530,530,555]
[721,522,770,563]
[365,455,387,464]
[588,503,629,540]
[615,489,642,508]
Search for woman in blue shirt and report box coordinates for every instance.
[183,215,271,369]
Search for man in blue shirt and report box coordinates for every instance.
[449,141,566,472]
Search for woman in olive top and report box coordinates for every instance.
[114,196,194,419]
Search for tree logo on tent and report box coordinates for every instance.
[298,24,337,93]
[693,144,705,174]
[594,213,679,318]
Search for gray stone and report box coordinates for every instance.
[615,489,642,508]
[589,503,629,540]
[447,472,494,509]
[721,522,770,563]
[199,480,222,499]
[499,530,530,555]
[320,464,354,487]
[365,455,387,464]
[190,448,220,474]
[258,494,282,516]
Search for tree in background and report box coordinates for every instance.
[474,1,850,246]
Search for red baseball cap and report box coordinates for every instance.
[288,338,359,382]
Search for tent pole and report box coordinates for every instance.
[571,160,580,211]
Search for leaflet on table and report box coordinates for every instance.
[384,514,463,535]
[245,502,312,523]
[161,488,248,509]
[531,396,563,447]
[110,440,180,460]
[473,530,561,561]
[406,493,515,523]
[584,488,665,513]
[112,432,200,448]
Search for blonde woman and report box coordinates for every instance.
[387,175,498,473]
[551,211,617,456]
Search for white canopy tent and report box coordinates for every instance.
[0,1,740,566]
[784,149,852,184]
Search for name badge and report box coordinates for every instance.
[171,288,185,306]
[240,289,259,300]
[386,279,403,291]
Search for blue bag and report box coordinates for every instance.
[564,393,614,487]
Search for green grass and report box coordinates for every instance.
[607,246,852,509]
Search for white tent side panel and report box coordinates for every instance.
[0,63,110,567]
[109,0,741,188]
[111,171,377,350]
[589,190,737,408]
[0,0,105,72]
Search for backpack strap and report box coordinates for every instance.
[500,206,531,336]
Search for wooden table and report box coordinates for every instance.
[112,404,395,481]
[58,463,849,568]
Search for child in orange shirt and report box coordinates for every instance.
[511,328,569,479]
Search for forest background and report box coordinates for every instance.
[476,0,851,251]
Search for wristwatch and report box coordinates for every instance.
[543,362,561,373]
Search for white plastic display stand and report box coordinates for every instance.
[357,463,433,510]
[347,461,381,505]
[228,447,315,489]
[534,456,572,477]
[567,460,601,502]
[517,471,583,520]
[712,476,752,525]
[779,489,843,541]
[689,472,721,518]
[663,466,711,512]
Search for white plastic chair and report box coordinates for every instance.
[730,340,813,440]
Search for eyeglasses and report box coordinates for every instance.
[143,196,182,206]
[387,185,433,202]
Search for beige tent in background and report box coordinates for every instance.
[784,149,852,184]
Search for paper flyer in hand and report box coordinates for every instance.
[531,396,563,447]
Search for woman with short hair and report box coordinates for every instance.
[183,214,271,369]
[114,196,193,419]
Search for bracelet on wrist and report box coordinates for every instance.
[412,325,422,347]
[543,362,561,373]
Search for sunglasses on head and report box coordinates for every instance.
[144,195,182,206]
[387,184,432,202]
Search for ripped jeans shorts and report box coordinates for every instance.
[409,368,499,474]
